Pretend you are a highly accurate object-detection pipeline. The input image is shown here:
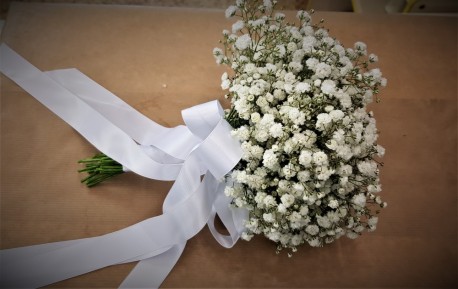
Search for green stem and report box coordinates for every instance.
[78,153,124,187]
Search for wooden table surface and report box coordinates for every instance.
[1,2,456,288]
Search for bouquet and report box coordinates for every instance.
[81,0,387,255]
[216,0,387,253]
[0,1,388,287]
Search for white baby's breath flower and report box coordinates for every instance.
[262,149,278,170]
[241,232,254,241]
[328,199,339,209]
[367,216,378,226]
[232,20,244,33]
[225,5,237,18]
[321,79,336,95]
[250,112,261,123]
[235,34,251,50]
[316,113,332,130]
[299,150,313,167]
[357,160,378,177]
[315,62,332,78]
[312,151,328,166]
[221,79,231,90]
[306,224,319,236]
[263,213,275,223]
[317,215,331,228]
[295,82,311,93]
[297,170,311,182]
[352,193,367,207]
[277,203,287,214]
[276,44,286,57]
[302,35,316,51]
[263,0,273,10]
[269,123,283,138]
[280,193,295,208]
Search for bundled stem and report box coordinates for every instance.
[78,153,124,187]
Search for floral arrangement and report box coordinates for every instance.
[79,0,387,255]
[213,0,387,254]
[0,2,391,287]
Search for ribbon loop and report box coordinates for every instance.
[181,100,225,140]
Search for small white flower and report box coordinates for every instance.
[308,238,321,247]
[357,160,378,177]
[369,53,378,62]
[328,199,339,209]
[316,113,332,130]
[263,212,275,223]
[263,0,273,9]
[352,193,367,207]
[284,72,296,84]
[306,57,319,70]
[241,232,254,241]
[254,129,269,142]
[269,123,283,138]
[317,215,331,228]
[367,216,378,226]
[263,195,277,208]
[302,35,316,51]
[297,170,311,182]
[299,150,313,167]
[235,34,251,50]
[321,79,336,95]
[291,234,303,246]
[277,203,287,214]
[231,126,250,141]
[262,149,278,169]
[221,79,230,90]
[368,184,382,193]
[312,151,328,166]
[315,62,332,78]
[274,12,286,20]
[276,44,286,57]
[250,112,261,123]
[288,61,303,73]
[295,82,311,93]
[232,20,244,33]
[287,42,298,52]
[224,186,235,197]
[280,193,295,208]
[306,224,319,236]
[354,41,367,54]
[329,109,344,121]
[244,63,256,74]
[225,5,237,18]
[299,205,309,216]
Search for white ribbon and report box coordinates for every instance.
[0,43,247,288]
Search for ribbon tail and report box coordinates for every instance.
[0,43,182,181]
[44,68,201,161]
[119,243,185,289]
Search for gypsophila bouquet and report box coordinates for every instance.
[0,3,390,286]
[213,0,387,254]
[77,0,387,254]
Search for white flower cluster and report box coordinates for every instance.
[216,0,387,253]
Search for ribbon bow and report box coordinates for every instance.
[0,43,247,288]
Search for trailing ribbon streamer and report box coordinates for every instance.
[0,43,246,288]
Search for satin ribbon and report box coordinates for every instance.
[0,43,247,288]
